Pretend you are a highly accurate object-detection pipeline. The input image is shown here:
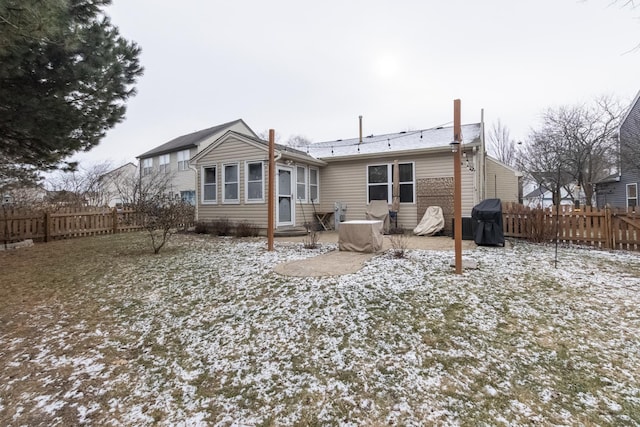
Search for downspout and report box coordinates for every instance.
[188,163,199,221]
[617,132,622,179]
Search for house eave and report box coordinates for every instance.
[280,150,327,167]
[316,142,481,162]
[137,144,197,160]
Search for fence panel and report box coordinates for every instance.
[611,208,640,251]
[1,207,144,244]
[502,204,639,251]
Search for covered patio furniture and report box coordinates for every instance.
[338,220,384,253]
[365,200,390,233]
[414,206,445,236]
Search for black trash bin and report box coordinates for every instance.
[471,198,505,246]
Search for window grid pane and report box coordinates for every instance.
[224,164,239,201]
[368,165,388,183]
[247,162,263,201]
[309,169,319,202]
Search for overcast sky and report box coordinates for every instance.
[75,0,640,167]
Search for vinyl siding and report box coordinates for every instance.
[485,157,520,203]
[606,94,640,207]
[194,135,320,228]
[161,147,198,194]
[596,172,640,208]
[316,151,478,228]
[140,122,256,197]
[195,135,269,226]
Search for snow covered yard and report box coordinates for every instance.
[0,233,639,426]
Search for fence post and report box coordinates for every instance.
[604,206,612,249]
[44,212,50,242]
[112,208,118,234]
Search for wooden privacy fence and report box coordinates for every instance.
[502,203,640,251]
[1,207,144,244]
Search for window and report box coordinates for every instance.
[367,162,414,204]
[397,163,414,203]
[142,158,152,176]
[181,190,195,205]
[296,166,307,202]
[627,183,638,208]
[223,163,239,203]
[202,166,216,203]
[159,154,170,173]
[246,161,264,202]
[177,150,189,171]
[367,164,389,202]
[309,168,319,203]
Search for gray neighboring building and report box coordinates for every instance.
[595,91,640,209]
[137,119,257,204]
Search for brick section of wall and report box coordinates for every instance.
[417,177,453,234]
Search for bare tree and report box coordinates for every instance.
[619,100,640,175]
[257,129,282,143]
[46,162,113,207]
[286,134,312,149]
[135,169,177,204]
[520,131,574,206]
[519,96,622,206]
[487,119,518,168]
[609,0,637,9]
[137,194,194,254]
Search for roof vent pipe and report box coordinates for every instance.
[359,115,363,146]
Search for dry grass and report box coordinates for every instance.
[1,233,639,425]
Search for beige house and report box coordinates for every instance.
[98,162,137,207]
[137,119,256,204]
[192,120,521,233]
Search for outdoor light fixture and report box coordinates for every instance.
[450,140,460,152]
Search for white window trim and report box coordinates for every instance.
[296,165,307,203]
[142,158,153,176]
[177,150,189,171]
[245,161,264,203]
[159,154,170,173]
[366,162,415,204]
[627,183,638,208]
[309,167,319,203]
[397,162,416,205]
[366,163,392,204]
[201,165,217,204]
[222,162,240,204]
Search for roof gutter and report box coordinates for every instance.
[316,142,481,162]
[279,149,327,166]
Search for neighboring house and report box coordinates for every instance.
[2,185,48,207]
[486,158,522,203]
[595,90,640,209]
[137,119,257,205]
[523,185,574,209]
[98,162,137,207]
[191,120,521,232]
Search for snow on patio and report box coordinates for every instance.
[1,234,639,425]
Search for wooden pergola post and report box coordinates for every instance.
[267,129,275,251]
[453,99,463,274]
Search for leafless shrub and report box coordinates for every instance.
[137,196,194,254]
[211,218,232,236]
[234,221,260,238]
[388,227,405,235]
[194,222,209,234]
[389,231,409,258]
[303,227,319,249]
